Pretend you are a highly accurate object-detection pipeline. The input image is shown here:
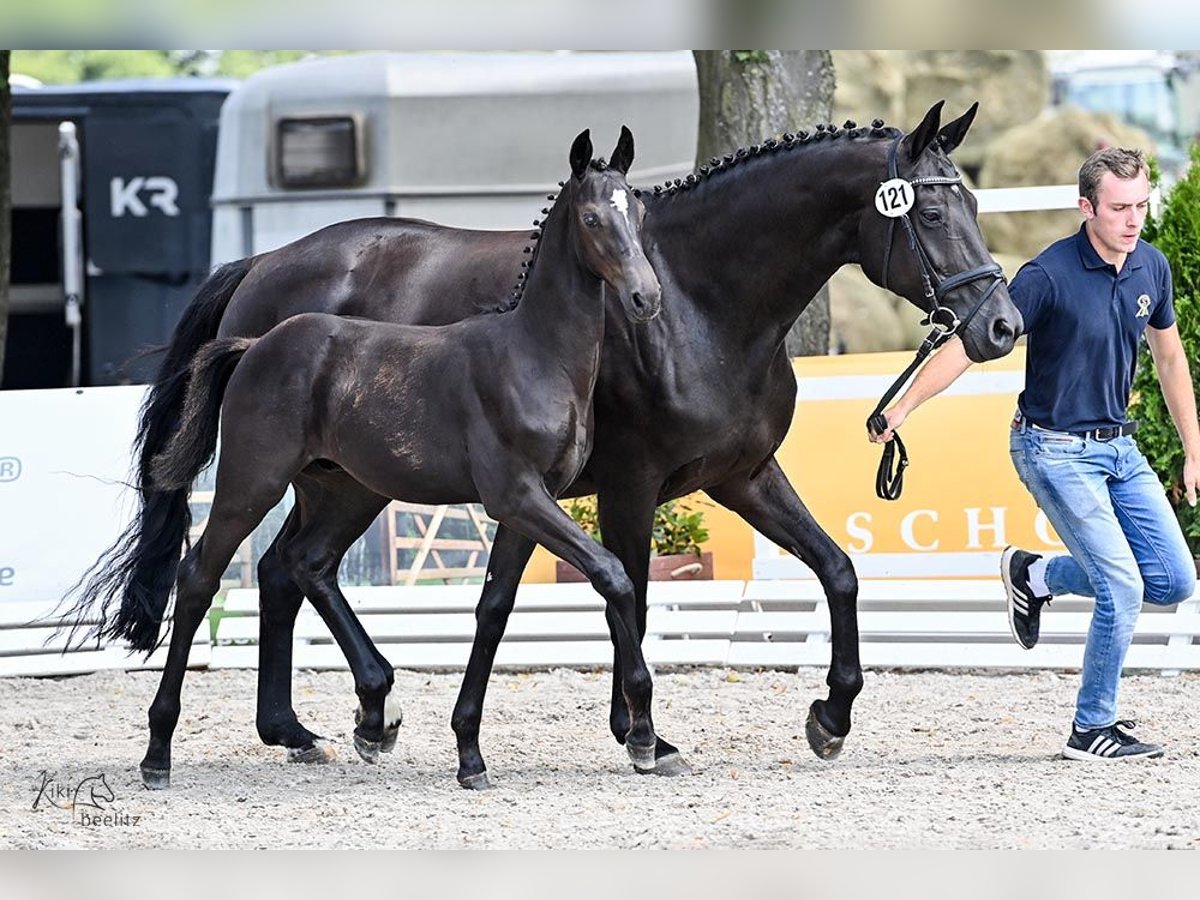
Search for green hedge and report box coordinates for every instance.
[1129,144,1200,556]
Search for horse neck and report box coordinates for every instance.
[645,137,885,343]
[511,211,604,351]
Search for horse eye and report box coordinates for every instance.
[582,212,601,228]
[919,208,942,224]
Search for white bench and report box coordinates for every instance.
[0,600,211,677]
[211,580,747,671]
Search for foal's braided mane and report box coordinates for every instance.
[497,158,614,314]
[497,118,902,312]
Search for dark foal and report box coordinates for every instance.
[129,129,661,789]
[74,103,1022,788]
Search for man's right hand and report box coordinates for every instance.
[868,406,908,443]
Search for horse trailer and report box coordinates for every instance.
[7,79,233,389]
[209,52,698,264]
[4,52,699,389]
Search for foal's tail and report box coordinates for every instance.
[62,260,252,654]
[151,337,257,491]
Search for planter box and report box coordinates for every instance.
[556,551,714,584]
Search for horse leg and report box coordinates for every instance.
[141,480,289,789]
[707,457,862,760]
[482,477,657,770]
[450,524,536,789]
[595,488,692,776]
[255,472,391,764]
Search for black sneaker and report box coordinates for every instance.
[1062,720,1164,761]
[1001,546,1051,649]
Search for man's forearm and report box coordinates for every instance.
[1156,357,1200,460]
[891,336,974,418]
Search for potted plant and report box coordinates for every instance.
[1129,145,1200,575]
[555,494,714,582]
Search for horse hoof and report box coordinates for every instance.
[380,723,401,754]
[806,705,846,760]
[140,766,170,790]
[626,741,657,771]
[648,751,694,777]
[353,733,381,765]
[287,740,335,764]
[458,771,493,791]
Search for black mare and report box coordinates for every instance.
[105,129,662,789]
[73,103,1022,789]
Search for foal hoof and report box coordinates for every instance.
[626,741,657,772]
[287,740,336,765]
[805,703,846,760]
[458,771,493,791]
[353,732,382,765]
[140,766,170,791]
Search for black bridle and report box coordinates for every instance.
[867,137,1007,500]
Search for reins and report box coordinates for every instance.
[867,136,1006,500]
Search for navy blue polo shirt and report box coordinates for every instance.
[1010,224,1175,433]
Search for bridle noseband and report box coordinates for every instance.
[867,136,1007,501]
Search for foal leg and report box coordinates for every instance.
[254,507,331,763]
[450,524,537,789]
[596,489,692,776]
[481,477,657,770]
[141,481,289,789]
[278,481,397,764]
[255,472,392,764]
[707,457,862,760]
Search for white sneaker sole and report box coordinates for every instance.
[1000,545,1031,649]
[1061,745,1165,762]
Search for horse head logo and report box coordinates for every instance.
[73,773,116,811]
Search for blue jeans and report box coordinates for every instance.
[1009,422,1196,729]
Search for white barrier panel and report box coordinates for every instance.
[0,386,146,613]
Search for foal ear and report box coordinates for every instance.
[904,100,945,162]
[936,102,978,156]
[610,125,635,175]
[570,129,593,181]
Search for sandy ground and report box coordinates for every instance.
[2,666,1198,849]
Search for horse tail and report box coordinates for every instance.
[62,260,253,654]
[151,337,257,491]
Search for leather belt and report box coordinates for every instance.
[1012,413,1138,442]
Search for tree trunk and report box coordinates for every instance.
[0,51,11,385]
[692,50,835,357]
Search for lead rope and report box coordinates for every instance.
[866,327,951,500]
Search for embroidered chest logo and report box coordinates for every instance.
[1135,294,1152,318]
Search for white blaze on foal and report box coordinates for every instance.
[610,188,630,225]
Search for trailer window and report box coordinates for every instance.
[275,116,363,189]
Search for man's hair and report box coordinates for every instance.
[1078,147,1149,209]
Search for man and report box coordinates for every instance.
[871,147,1198,761]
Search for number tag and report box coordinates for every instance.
[874,178,914,218]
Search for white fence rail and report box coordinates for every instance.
[203,579,1200,675]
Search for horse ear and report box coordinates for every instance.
[570,129,593,181]
[610,125,635,175]
[904,100,945,162]
[936,102,978,156]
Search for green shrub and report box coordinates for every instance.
[564,495,710,557]
[1129,143,1200,556]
